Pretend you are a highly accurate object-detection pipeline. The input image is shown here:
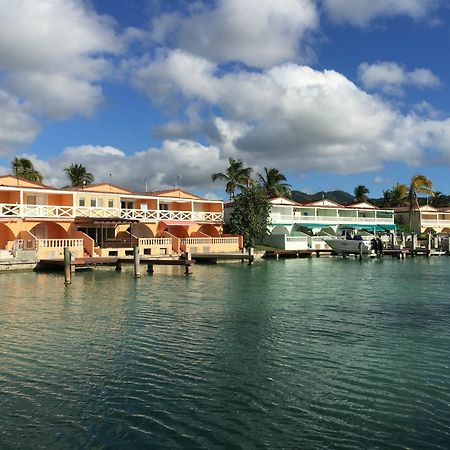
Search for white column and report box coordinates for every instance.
[72,192,76,217]
[19,189,24,217]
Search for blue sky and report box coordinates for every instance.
[1,0,450,199]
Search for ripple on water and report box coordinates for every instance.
[1,260,450,448]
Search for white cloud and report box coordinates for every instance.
[321,0,439,26]
[0,90,40,154]
[0,0,122,121]
[150,0,319,68]
[358,61,441,95]
[131,49,450,176]
[34,141,225,193]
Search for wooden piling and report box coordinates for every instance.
[147,264,154,274]
[64,247,71,285]
[411,233,416,257]
[248,247,254,265]
[133,246,141,278]
[115,261,122,272]
[427,232,432,257]
[184,251,193,275]
[358,242,363,261]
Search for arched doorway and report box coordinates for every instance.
[30,222,69,239]
[0,223,16,249]
[197,224,220,237]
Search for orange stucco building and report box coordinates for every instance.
[0,176,241,260]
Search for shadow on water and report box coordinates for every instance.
[1,259,450,448]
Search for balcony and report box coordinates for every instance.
[270,214,394,225]
[0,203,223,224]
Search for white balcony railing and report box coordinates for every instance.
[271,214,394,225]
[37,239,84,249]
[138,238,172,246]
[180,237,240,245]
[0,203,223,223]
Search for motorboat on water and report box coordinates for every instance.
[324,236,373,255]
[324,230,384,256]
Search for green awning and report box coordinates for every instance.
[338,224,396,231]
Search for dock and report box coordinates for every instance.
[264,249,334,259]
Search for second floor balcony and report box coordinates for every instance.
[0,203,223,223]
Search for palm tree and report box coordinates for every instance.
[257,167,291,198]
[382,182,408,207]
[408,174,434,228]
[211,157,253,201]
[64,163,94,187]
[11,157,43,183]
[354,185,369,202]
[430,191,448,208]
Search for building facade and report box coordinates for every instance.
[225,197,395,250]
[0,176,241,260]
[394,205,450,234]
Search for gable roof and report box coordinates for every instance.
[147,188,202,200]
[64,183,134,194]
[346,201,379,209]
[303,199,345,208]
[269,197,299,206]
[0,175,53,189]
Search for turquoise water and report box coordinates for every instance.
[1,257,450,449]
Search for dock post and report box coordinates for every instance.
[390,232,395,250]
[241,247,245,263]
[115,261,122,272]
[184,251,193,275]
[401,232,406,249]
[64,247,71,285]
[411,233,416,257]
[133,246,141,278]
[147,264,154,274]
[358,242,363,261]
[427,232,432,257]
[248,247,254,265]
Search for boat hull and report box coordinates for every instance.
[325,239,372,255]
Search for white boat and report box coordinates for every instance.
[325,237,374,255]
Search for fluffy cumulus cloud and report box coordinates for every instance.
[33,141,224,193]
[0,0,125,151]
[150,0,319,67]
[321,0,439,26]
[358,61,441,95]
[0,90,40,154]
[130,49,450,176]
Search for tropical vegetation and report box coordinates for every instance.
[407,174,434,228]
[64,163,94,187]
[11,157,43,183]
[229,186,270,248]
[354,185,369,202]
[258,167,291,198]
[211,158,253,201]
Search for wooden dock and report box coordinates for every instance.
[191,252,255,263]
[264,249,334,259]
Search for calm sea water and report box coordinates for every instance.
[1,257,450,449]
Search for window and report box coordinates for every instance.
[79,198,85,207]
[90,198,104,208]
[159,203,169,211]
[108,199,114,208]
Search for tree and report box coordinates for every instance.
[257,167,291,198]
[430,191,449,208]
[229,186,270,248]
[64,163,94,187]
[381,182,408,207]
[211,157,253,201]
[354,185,369,202]
[408,174,434,228]
[11,157,43,183]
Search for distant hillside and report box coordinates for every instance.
[292,190,355,204]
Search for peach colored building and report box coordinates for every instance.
[0,176,241,260]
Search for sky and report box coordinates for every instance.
[1,0,450,199]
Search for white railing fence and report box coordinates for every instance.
[180,237,240,245]
[37,239,84,249]
[0,202,224,223]
[138,238,172,246]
